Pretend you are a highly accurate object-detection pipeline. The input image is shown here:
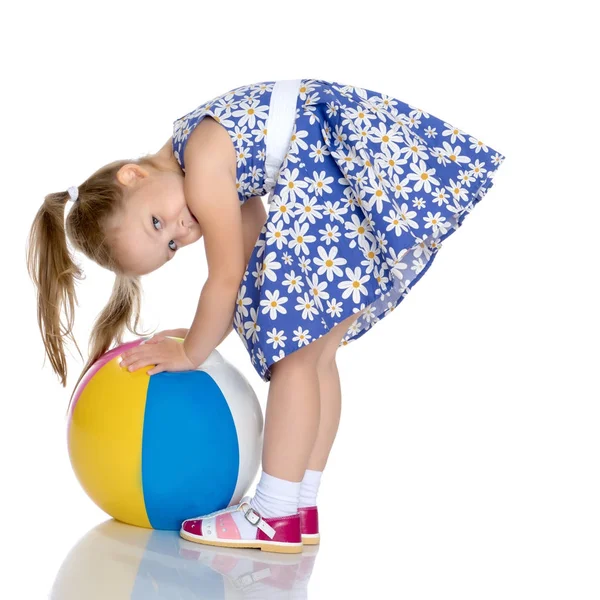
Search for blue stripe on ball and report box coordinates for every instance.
[142,370,239,530]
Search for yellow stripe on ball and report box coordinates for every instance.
[68,356,151,528]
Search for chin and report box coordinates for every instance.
[188,232,203,246]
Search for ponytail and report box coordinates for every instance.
[26,191,85,387]
[87,273,145,363]
[68,273,149,409]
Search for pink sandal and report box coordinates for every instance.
[299,506,320,545]
[180,496,303,554]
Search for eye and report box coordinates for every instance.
[152,216,178,252]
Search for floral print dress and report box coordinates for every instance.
[172,78,506,382]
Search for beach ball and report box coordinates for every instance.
[67,337,263,530]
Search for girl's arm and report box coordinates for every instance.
[180,120,267,366]
[215,197,266,347]
[216,319,234,346]
[181,139,247,366]
[184,277,239,365]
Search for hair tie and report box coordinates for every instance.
[67,186,79,203]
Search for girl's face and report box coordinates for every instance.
[108,163,203,276]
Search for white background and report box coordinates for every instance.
[2,0,599,597]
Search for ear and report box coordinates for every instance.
[116,163,149,187]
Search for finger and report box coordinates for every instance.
[147,365,164,376]
[122,344,144,356]
[124,360,140,372]
[145,336,165,345]
[127,359,157,373]
[121,351,141,367]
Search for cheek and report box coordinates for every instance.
[164,181,186,209]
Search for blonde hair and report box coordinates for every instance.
[26,154,168,399]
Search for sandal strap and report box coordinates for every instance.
[194,500,246,520]
[239,501,276,539]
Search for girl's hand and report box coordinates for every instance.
[120,336,196,376]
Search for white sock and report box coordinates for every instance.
[230,471,301,539]
[298,469,323,508]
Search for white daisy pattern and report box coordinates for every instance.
[173,79,506,382]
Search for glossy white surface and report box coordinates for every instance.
[51,520,318,598]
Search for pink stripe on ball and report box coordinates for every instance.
[67,339,147,424]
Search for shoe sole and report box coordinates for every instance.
[301,533,320,545]
[180,530,304,554]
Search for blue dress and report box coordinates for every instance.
[172,78,506,382]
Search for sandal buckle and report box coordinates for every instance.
[243,506,261,526]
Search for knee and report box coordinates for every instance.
[314,310,364,370]
[316,350,337,373]
[269,341,322,379]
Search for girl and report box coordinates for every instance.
[26,78,506,554]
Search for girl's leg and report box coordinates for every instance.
[264,307,367,478]
[262,337,327,481]
[306,360,342,472]
[250,309,366,521]
[300,308,368,505]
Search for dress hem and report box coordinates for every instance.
[252,150,506,383]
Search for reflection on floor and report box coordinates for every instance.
[51,520,318,599]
